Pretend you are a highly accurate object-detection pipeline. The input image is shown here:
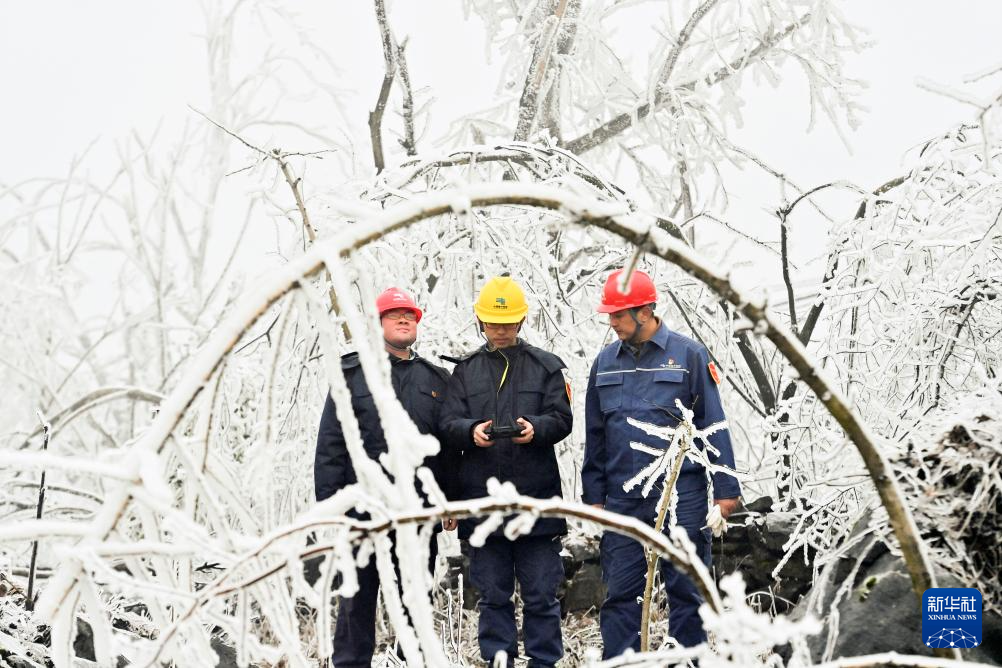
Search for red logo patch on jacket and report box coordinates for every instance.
[708,361,721,385]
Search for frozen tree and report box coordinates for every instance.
[1,0,999,666]
[777,119,1002,655]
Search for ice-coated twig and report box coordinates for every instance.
[563,13,811,154]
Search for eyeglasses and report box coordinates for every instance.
[482,322,519,331]
[382,310,418,322]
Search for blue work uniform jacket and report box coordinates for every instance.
[314,351,455,503]
[582,323,740,505]
[441,340,573,539]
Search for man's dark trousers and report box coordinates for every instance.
[469,534,564,668]
[599,488,712,659]
[332,533,438,668]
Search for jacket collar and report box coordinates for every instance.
[615,320,669,358]
[388,349,417,364]
[481,338,525,355]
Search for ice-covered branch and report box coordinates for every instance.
[654,0,720,95]
[798,174,907,346]
[395,38,417,156]
[916,75,1002,166]
[370,0,397,173]
[192,107,347,336]
[563,13,810,154]
[170,491,723,621]
[513,0,580,142]
[135,491,721,666]
[603,203,945,618]
[18,386,163,450]
[25,412,50,612]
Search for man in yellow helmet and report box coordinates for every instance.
[441,276,572,668]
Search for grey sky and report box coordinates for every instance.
[3,2,1000,184]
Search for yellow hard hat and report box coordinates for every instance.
[474,276,529,323]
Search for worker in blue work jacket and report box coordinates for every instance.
[582,269,741,658]
[441,276,573,668]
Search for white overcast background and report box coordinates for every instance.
[4,2,1001,191]
[3,1,1002,309]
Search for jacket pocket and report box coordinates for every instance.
[416,386,445,417]
[595,372,624,412]
[649,369,689,412]
[420,387,444,402]
[517,388,544,415]
[465,387,494,421]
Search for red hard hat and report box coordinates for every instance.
[597,269,657,313]
[376,287,422,323]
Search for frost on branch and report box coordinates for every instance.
[701,573,821,668]
[755,124,1002,617]
[625,400,730,503]
[892,380,1002,615]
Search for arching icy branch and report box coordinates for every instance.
[35,184,940,658]
[146,493,723,659]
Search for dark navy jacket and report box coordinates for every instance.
[315,351,454,503]
[582,323,740,506]
[441,340,573,538]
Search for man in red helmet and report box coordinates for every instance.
[315,287,455,668]
[582,269,740,658]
